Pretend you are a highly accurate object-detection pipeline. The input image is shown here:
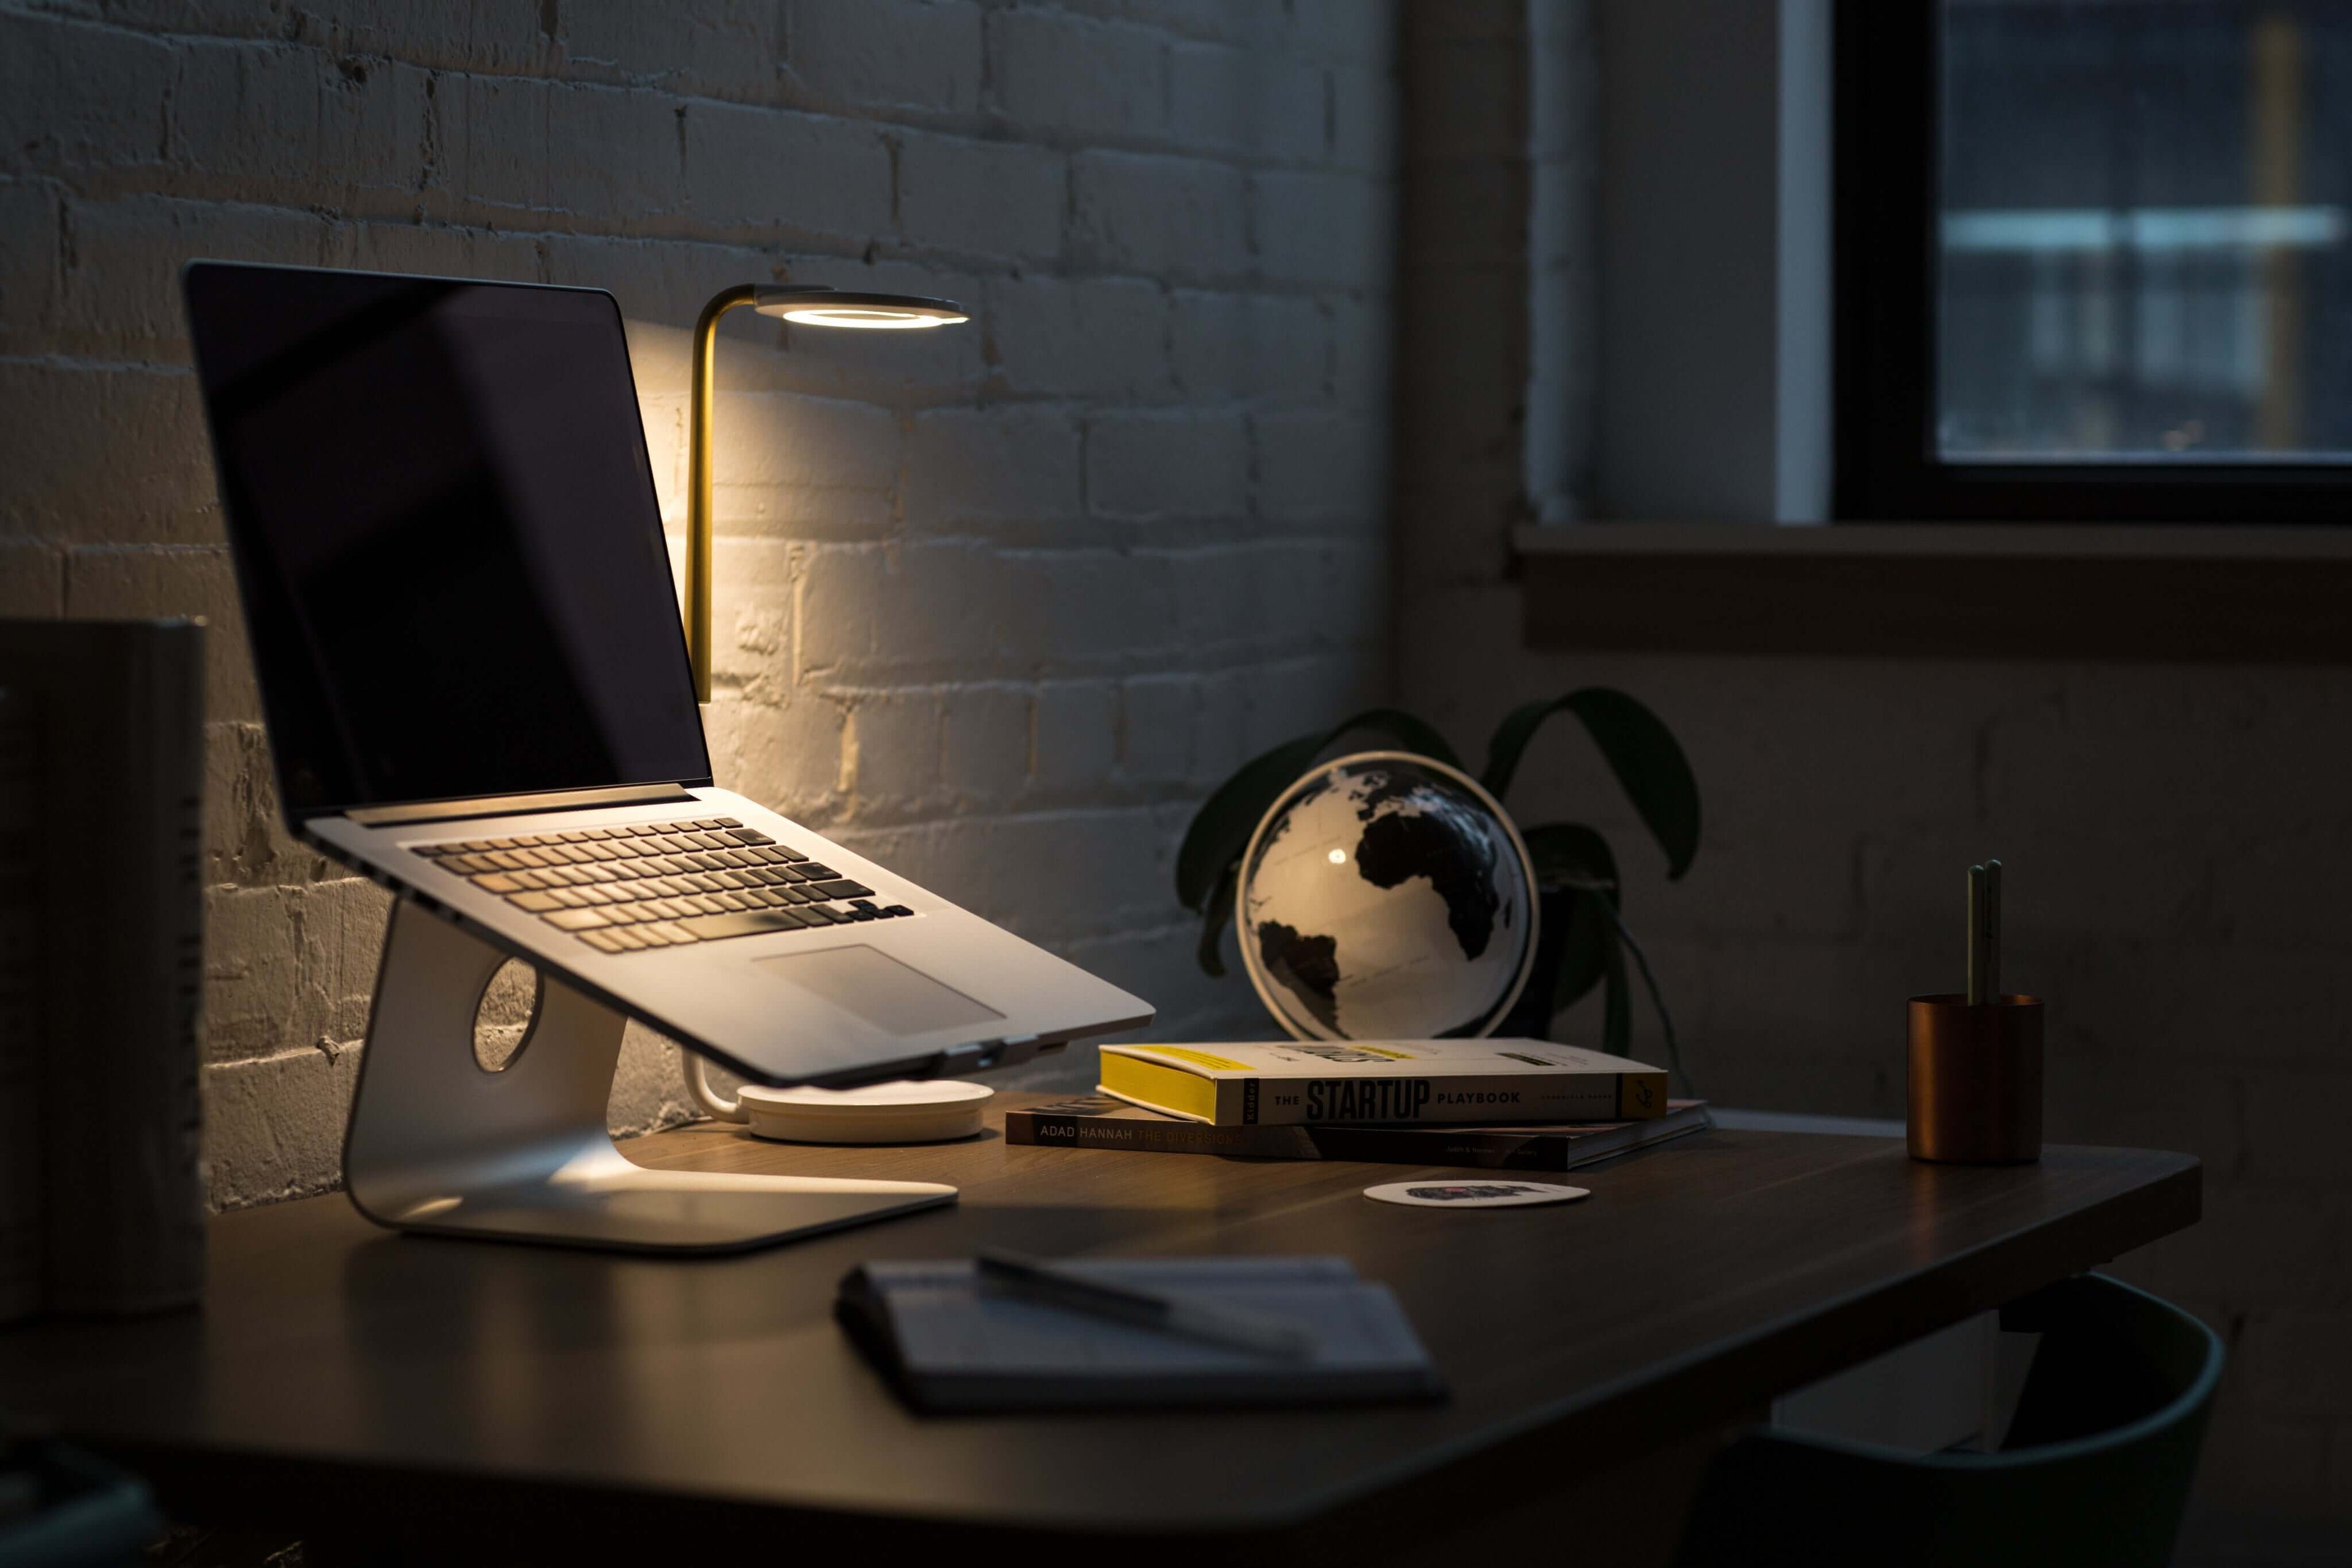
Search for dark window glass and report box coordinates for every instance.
[1939,1,2352,462]
[184,263,710,813]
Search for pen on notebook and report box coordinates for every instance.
[974,1248,1317,1362]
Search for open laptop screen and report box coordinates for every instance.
[184,263,710,816]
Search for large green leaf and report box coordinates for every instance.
[1196,864,1238,978]
[1176,707,1460,978]
[1480,689,1701,880]
[1522,822,1618,900]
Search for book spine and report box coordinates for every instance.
[1253,1071,1637,1126]
[15,622,209,1316]
[1006,1106,1705,1166]
[1005,1111,1316,1159]
[1008,1114,1584,1168]
[1306,1117,1703,1170]
[0,684,37,1324]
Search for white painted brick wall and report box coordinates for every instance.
[1069,151,1252,279]
[0,0,1398,1210]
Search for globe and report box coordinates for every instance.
[1237,751,1538,1041]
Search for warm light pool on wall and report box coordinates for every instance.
[686,284,970,702]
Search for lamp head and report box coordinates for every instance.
[751,285,968,330]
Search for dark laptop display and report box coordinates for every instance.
[183,263,710,815]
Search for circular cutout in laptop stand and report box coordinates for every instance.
[738,1080,993,1145]
[470,957,540,1073]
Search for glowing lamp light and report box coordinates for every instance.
[685,284,970,702]
[760,291,968,330]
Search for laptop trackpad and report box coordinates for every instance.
[754,945,1006,1036]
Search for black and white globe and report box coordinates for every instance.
[1237,752,1539,1041]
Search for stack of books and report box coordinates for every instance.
[1006,1039,1709,1173]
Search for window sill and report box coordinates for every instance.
[1514,523,2352,662]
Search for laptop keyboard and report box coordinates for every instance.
[411,817,913,955]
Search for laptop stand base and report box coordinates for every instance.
[342,899,957,1254]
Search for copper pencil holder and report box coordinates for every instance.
[1907,994,2043,1164]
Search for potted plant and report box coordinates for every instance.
[1174,692,1700,1081]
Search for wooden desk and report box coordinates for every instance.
[0,1098,2198,1566]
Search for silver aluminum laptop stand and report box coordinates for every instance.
[344,899,956,1253]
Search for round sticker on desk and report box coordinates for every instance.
[1363,1180,1590,1209]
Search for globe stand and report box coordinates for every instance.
[342,899,957,1254]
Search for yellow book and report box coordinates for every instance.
[1097,1039,1669,1127]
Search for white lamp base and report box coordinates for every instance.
[737,1080,995,1145]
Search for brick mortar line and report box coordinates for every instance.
[0,529,1388,553]
[0,352,192,375]
[794,639,1374,663]
[790,650,1382,680]
[0,359,1356,421]
[750,531,1389,554]
[1057,919,1210,945]
[971,541,1384,560]
[4,363,1367,423]
[744,526,1388,549]
[13,190,1387,307]
[809,672,1365,697]
[8,0,1371,60]
[201,1039,359,1072]
[42,539,225,556]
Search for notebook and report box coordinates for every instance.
[836,1256,1443,1413]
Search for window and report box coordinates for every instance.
[1836,1,2352,519]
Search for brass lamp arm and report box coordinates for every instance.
[686,284,761,704]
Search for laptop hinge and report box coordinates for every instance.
[342,783,699,829]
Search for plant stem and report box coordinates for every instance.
[1605,907,1696,1099]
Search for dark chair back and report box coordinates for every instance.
[1674,1274,2223,1568]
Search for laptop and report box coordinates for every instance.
[183,261,1153,1092]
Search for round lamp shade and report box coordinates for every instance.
[751,285,968,330]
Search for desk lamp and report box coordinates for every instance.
[682,284,972,1135]
[685,285,969,702]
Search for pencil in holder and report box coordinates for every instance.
[1909,858,2041,1163]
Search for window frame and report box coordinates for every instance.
[1832,1,2352,523]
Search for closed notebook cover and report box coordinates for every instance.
[837,1256,1443,1414]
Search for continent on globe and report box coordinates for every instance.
[1255,920,1341,1033]
[1352,809,1499,961]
